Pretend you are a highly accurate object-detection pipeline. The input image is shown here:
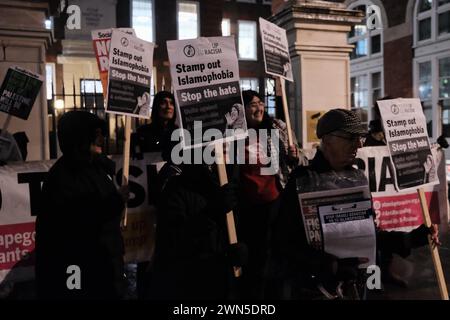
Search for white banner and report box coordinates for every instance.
[0,153,164,284]
[355,145,448,232]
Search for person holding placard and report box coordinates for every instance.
[269,109,441,300]
[133,91,177,159]
[235,90,302,299]
[147,153,248,300]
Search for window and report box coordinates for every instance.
[177,1,199,40]
[415,0,450,43]
[236,0,256,3]
[419,61,432,101]
[262,0,272,5]
[238,20,257,60]
[80,79,104,109]
[348,2,383,61]
[440,57,450,99]
[222,19,230,36]
[347,1,384,123]
[413,1,450,139]
[132,0,154,42]
[440,57,450,135]
[351,75,369,110]
[240,78,259,91]
[45,63,55,100]
[371,72,382,105]
[265,78,276,116]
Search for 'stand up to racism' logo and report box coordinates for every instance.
[121,37,129,47]
[391,104,399,115]
[183,45,196,57]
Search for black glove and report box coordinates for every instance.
[409,224,430,248]
[226,242,248,268]
[437,135,449,149]
[335,258,365,282]
[210,182,239,216]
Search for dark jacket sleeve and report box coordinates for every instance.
[155,177,223,262]
[272,176,336,281]
[377,224,430,258]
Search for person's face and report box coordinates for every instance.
[90,128,104,155]
[158,97,175,121]
[321,131,364,171]
[230,107,239,121]
[372,131,384,141]
[245,96,264,128]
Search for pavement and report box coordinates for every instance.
[368,229,450,300]
[2,231,450,300]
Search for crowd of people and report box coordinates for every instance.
[0,89,444,300]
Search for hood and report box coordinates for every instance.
[57,111,106,163]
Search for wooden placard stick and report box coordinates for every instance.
[121,115,131,228]
[215,142,242,278]
[280,78,293,146]
[417,188,449,300]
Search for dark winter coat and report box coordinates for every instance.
[35,111,126,299]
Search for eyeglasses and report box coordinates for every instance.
[328,133,366,145]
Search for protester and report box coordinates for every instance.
[35,111,129,299]
[0,129,23,165]
[363,119,386,147]
[362,112,442,287]
[132,91,177,158]
[132,90,178,298]
[269,108,440,300]
[235,90,303,299]
[147,153,247,300]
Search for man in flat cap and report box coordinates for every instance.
[267,109,439,300]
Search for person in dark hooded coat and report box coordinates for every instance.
[35,111,129,299]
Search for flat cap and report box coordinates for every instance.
[316,108,367,139]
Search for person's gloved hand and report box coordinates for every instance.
[437,135,449,149]
[210,182,239,216]
[411,224,441,248]
[226,242,248,268]
[332,257,369,282]
[118,185,130,203]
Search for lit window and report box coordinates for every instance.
[265,78,276,116]
[132,0,154,42]
[240,78,259,91]
[222,19,230,36]
[177,1,199,40]
[238,20,257,60]
[80,79,104,109]
[415,0,450,42]
[45,19,52,30]
[45,63,54,100]
[439,57,450,99]
[413,0,450,139]
[348,2,383,60]
[347,1,384,123]
[419,61,432,101]
[351,75,369,109]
